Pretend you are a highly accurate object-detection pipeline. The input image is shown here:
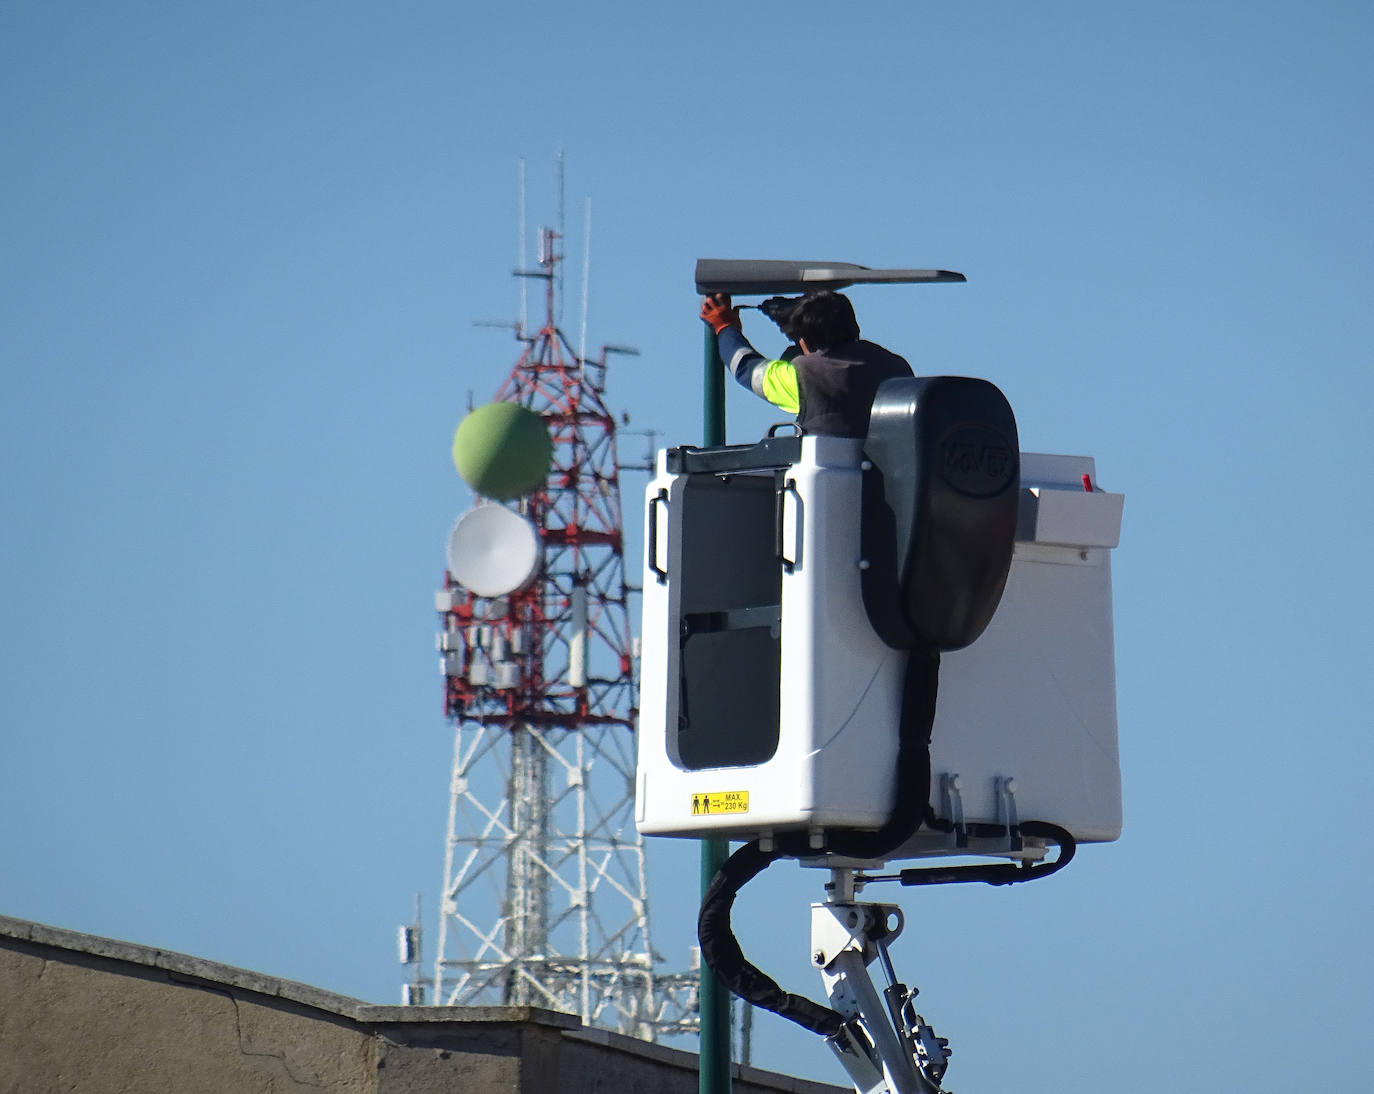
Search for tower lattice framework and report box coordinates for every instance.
[432,229,696,1039]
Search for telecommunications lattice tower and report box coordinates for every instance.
[417,223,696,1039]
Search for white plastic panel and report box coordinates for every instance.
[1026,486,1124,548]
[778,440,903,831]
[637,438,900,838]
[930,548,1122,841]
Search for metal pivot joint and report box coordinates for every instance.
[812,870,951,1094]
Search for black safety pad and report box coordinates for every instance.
[861,376,1019,651]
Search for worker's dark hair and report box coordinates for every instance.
[790,290,861,352]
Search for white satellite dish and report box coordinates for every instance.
[446,504,540,597]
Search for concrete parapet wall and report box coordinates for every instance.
[0,915,844,1094]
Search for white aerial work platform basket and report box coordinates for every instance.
[635,382,1124,860]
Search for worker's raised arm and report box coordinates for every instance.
[700,294,801,415]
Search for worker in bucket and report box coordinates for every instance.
[700,289,912,438]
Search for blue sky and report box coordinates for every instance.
[3,3,1371,1090]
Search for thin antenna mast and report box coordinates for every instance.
[518,159,528,335]
[555,148,566,322]
[579,198,591,379]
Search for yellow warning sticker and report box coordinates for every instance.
[690,791,750,816]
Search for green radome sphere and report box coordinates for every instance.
[451,402,552,500]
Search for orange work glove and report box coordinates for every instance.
[699,293,741,334]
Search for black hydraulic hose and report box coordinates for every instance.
[697,821,1078,1039]
[697,837,844,1038]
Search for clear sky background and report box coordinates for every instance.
[3,3,1371,1091]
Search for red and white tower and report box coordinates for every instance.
[428,225,695,1038]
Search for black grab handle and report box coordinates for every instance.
[648,488,669,584]
[775,478,801,573]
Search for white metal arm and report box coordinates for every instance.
[811,870,950,1094]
